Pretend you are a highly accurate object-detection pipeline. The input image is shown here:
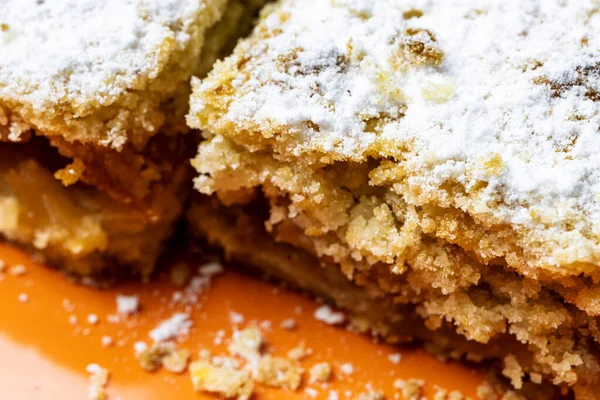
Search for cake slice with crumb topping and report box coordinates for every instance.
[0,0,265,278]
[0,0,228,149]
[187,0,600,397]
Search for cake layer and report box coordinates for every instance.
[187,197,576,400]
[0,140,187,278]
[188,0,600,282]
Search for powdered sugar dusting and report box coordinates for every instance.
[191,0,600,266]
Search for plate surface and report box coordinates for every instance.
[0,244,483,399]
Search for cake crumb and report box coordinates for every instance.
[394,379,424,400]
[10,264,26,276]
[529,372,542,385]
[214,329,226,345]
[101,336,113,347]
[137,343,174,372]
[134,341,148,354]
[62,299,75,312]
[434,387,448,400]
[502,355,524,389]
[328,390,340,400]
[116,294,140,315]
[87,314,99,325]
[476,382,497,400]
[388,353,402,364]
[340,363,354,375]
[228,326,264,366]
[163,348,191,373]
[211,355,241,370]
[309,362,332,383]
[229,311,245,325]
[259,320,272,330]
[287,341,310,361]
[68,315,78,325]
[305,387,318,398]
[280,318,297,330]
[149,313,192,343]
[136,342,189,373]
[106,314,120,324]
[256,356,303,390]
[18,292,28,303]
[86,364,109,400]
[356,390,384,400]
[189,360,254,400]
[434,386,466,400]
[314,305,345,325]
[198,349,212,360]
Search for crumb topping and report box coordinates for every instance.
[0,0,227,147]
[356,390,384,400]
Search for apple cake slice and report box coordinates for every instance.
[0,0,265,277]
[188,0,600,397]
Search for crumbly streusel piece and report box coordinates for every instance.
[308,362,332,384]
[394,378,424,400]
[256,356,303,390]
[136,342,190,373]
[189,360,254,400]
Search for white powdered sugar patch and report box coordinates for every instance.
[134,341,149,354]
[229,311,245,325]
[149,313,193,343]
[339,363,354,375]
[388,353,402,364]
[314,305,345,325]
[193,0,600,267]
[116,294,140,315]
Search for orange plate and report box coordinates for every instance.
[0,244,483,399]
